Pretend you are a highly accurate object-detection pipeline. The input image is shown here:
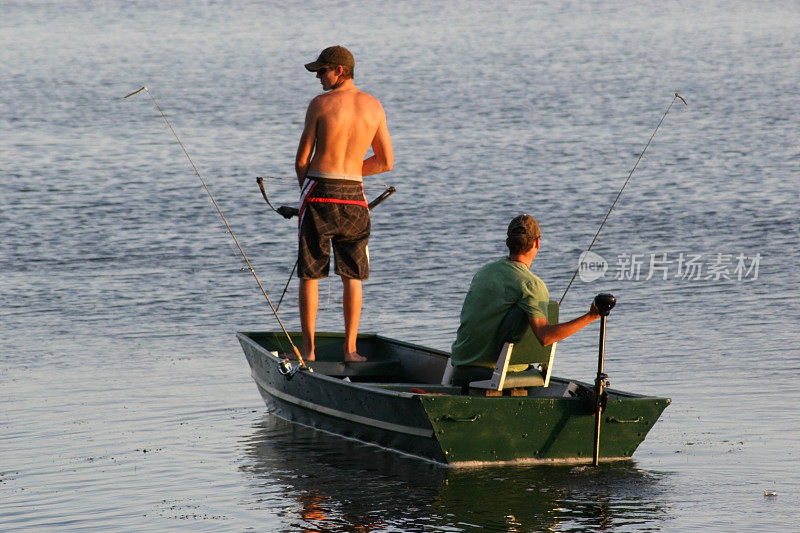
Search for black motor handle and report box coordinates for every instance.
[594,293,616,317]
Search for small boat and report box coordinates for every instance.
[237,329,669,466]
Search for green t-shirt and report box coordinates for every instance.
[450,258,550,368]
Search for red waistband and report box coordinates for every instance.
[304,197,368,207]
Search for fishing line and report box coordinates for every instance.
[559,93,687,306]
[125,86,308,367]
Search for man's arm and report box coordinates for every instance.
[528,302,600,347]
[295,102,318,185]
[362,109,393,177]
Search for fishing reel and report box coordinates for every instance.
[278,358,302,380]
[278,357,313,380]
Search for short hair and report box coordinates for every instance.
[340,65,354,80]
[506,234,538,255]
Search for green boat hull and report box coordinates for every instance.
[419,394,669,464]
[238,331,669,465]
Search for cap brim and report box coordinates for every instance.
[305,61,325,72]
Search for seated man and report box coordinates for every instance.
[449,214,600,387]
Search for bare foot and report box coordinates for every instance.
[343,352,367,362]
[281,351,315,362]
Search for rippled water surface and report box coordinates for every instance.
[2,1,799,530]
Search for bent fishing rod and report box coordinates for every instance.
[559,92,687,306]
[256,176,396,311]
[124,86,309,369]
[257,176,395,220]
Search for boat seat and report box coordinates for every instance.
[306,360,401,379]
[467,300,559,394]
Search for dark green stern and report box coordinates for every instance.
[420,391,669,464]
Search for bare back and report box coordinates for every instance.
[296,81,392,180]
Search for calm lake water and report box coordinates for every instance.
[2,1,799,530]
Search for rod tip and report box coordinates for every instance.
[124,86,147,99]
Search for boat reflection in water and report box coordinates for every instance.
[239,416,670,532]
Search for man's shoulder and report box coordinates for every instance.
[309,91,335,105]
[526,270,546,285]
[311,87,382,107]
[354,89,384,111]
[520,268,547,291]
[477,259,547,288]
[357,87,380,100]
[306,94,327,113]
[477,258,532,275]
[474,258,507,276]
[473,259,524,283]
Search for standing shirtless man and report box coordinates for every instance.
[295,45,393,362]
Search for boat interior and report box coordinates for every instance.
[242,331,603,400]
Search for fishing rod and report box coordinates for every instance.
[559,92,687,306]
[256,176,395,219]
[124,86,310,369]
[256,176,300,219]
[256,176,396,311]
